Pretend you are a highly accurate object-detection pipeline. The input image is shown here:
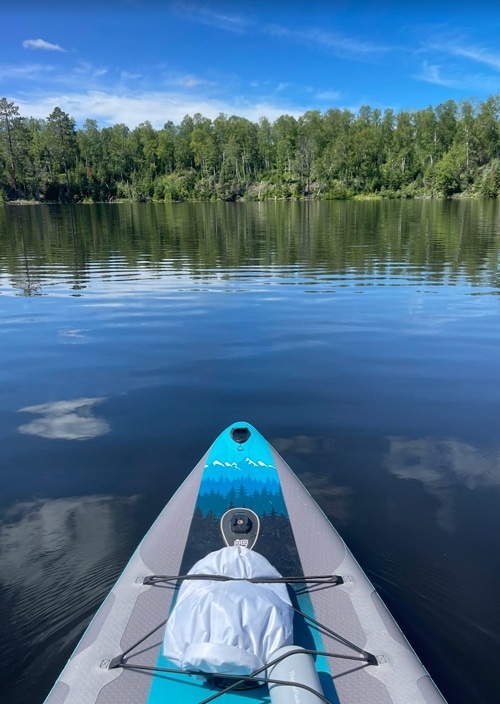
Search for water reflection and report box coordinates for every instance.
[384,436,500,490]
[1,200,499,704]
[1,201,500,296]
[0,495,138,587]
[18,398,110,440]
[273,434,337,454]
[0,495,139,697]
[384,437,500,533]
[272,435,351,525]
[58,328,89,342]
[292,472,352,526]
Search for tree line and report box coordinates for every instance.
[1,95,500,203]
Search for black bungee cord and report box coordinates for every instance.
[107,571,378,704]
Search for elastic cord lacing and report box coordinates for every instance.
[108,572,378,704]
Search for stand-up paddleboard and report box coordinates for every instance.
[43,422,447,704]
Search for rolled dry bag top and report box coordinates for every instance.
[163,545,294,675]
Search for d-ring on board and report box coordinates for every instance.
[220,508,260,549]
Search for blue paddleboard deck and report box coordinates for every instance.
[43,422,447,704]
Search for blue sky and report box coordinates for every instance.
[3,0,500,128]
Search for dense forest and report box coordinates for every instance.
[1,95,500,203]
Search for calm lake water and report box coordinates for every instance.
[1,200,499,704]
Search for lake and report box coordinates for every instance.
[0,200,499,704]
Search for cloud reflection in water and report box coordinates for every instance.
[272,434,351,525]
[385,437,500,490]
[17,397,110,440]
[0,495,140,684]
[384,437,500,532]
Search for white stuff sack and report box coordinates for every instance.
[163,545,293,675]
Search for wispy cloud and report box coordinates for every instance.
[73,61,108,79]
[0,63,56,82]
[121,70,142,80]
[411,27,500,95]
[444,44,500,71]
[173,3,253,33]
[177,4,388,57]
[316,90,341,101]
[417,61,453,87]
[264,24,388,59]
[416,60,500,93]
[181,75,217,88]
[420,32,500,76]
[23,38,66,52]
[0,59,113,95]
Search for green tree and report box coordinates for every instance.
[273,114,298,180]
[349,106,383,192]
[435,100,458,157]
[257,117,275,175]
[435,142,467,195]
[476,95,500,165]
[4,92,500,202]
[101,123,132,196]
[175,115,195,169]
[76,119,106,200]
[0,98,21,192]
[46,107,78,199]
[157,121,176,174]
[297,110,326,194]
[190,115,218,177]
[24,117,48,201]
[319,108,353,189]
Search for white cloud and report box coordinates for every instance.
[23,38,66,52]
[14,89,309,127]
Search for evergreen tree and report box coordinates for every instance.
[0,98,21,194]
[46,107,78,200]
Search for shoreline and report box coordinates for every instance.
[3,192,488,206]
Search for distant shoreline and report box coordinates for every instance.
[2,96,500,204]
[3,192,483,205]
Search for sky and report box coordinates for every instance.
[3,0,500,129]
